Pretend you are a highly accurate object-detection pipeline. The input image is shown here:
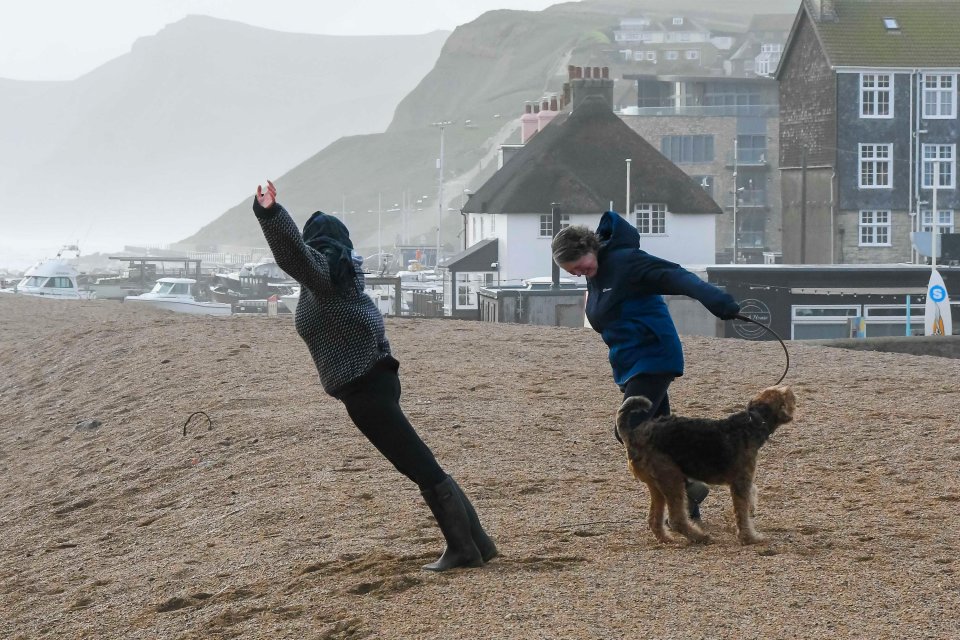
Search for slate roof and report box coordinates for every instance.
[462,95,722,216]
[792,0,960,69]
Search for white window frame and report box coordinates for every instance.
[672,17,684,25]
[920,209,955,234]
[859,210,891,246]
[860,73,893,118]
[685,49,699,60]
[646,51,656,61]
[922,73,956,119]
[665,50,679,61]
[859,143,893,188]
[921,144,956,188]
[791,304,861,340]
[863,304,924,337]
[634,203,667,235]
[538,213,570,238]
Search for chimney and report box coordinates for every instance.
[568,66,615,111]
[537,94,559,131]
[520,101,538,143]
[807,0,838,22]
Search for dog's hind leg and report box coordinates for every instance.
[731,477,765,545]
[646,483,673,543]
[658,466,710,544]
[630,460,673,543]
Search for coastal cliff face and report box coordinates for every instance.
[1,293,958,638]
[0,16,448,256]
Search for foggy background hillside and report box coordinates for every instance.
[0,16,447,267]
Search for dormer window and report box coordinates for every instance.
[882,17,900,31]
[672,17,684,25]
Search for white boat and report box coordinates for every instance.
[124,278,232,316]
[280,287,300,315]
[13,245,94,300]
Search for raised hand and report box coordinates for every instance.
[256,180,277,209]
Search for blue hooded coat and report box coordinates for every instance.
[585,211,739,388]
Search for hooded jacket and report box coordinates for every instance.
[585,211,739,387]
[254,199,394,397]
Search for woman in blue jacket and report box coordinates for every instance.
[552,211,741,518]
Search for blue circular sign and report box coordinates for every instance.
[930,284,947,302]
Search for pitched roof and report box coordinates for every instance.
[462,96,722,216]
[807,0,960,68]
[438,237,497,271]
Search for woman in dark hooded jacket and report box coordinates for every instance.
[552,211,741,518]
[253,180,495,571]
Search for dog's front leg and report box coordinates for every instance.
[731,478,766,545]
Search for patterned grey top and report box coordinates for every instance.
[254,199,393,397]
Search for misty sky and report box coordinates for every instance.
[1,0,562,80]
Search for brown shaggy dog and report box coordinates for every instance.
[616,385,796,545]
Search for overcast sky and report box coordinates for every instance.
[1,0,563,80]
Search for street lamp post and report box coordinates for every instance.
[732,138,739,264]
[432,121,452,268]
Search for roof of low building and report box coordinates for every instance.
[462,95,722,216]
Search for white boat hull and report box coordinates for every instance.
[124,296,232,316]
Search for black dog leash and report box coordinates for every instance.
[733,313,790,385]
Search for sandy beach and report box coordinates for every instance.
[1,293,958,639]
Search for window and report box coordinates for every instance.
[859,210,891,246]
[760,43,782,54]
[860,73,893,118]
[43,277,75,289]
[882,17,900,30]
[480,217,486,239]
[490,214,496,235]
[665,50,679,61]
[685,49,699,60]
[457,284,474,307]
[864,304,924,337]
[922,144,956,188]
[538,213,570,238]
[646,51,656,61]
[634,203,667,235]
[920,209,954,234]
[791,305,860,340]
[922,74,955,118]
[672,17,684,25]
[859,143,892,188]
[661,135,714,163]
[680,33,691,42]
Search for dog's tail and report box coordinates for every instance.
[616,395,653,441]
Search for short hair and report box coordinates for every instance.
[551,225,600,265]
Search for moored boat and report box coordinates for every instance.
[124,278,232,316]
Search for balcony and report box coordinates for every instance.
[725,148,769,167]
[724,189,768,208]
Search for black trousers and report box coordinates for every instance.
[337,362,447,489]
[622,373,675,427]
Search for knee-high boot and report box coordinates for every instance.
[420,476,484,572]
[449,478,498,562]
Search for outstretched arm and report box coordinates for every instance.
[628,253,740,319]
[252,180,334,294]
